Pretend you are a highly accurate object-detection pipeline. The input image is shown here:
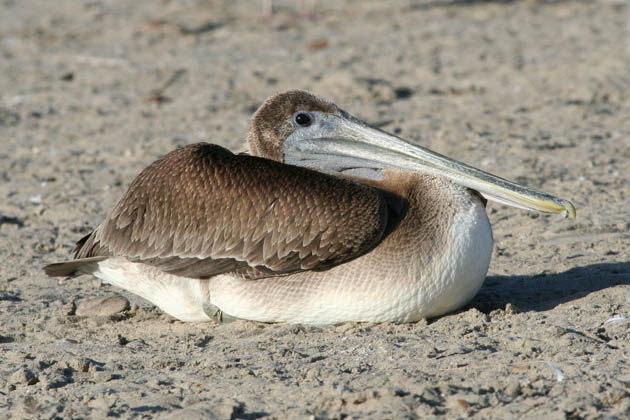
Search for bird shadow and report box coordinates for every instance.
[466,262,630,313]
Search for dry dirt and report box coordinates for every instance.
[1,0,629,419]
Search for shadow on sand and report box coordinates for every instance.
[410,0,517,11]
[467,262,630,313]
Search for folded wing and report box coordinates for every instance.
[47,143,390,279]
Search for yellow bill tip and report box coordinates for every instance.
[561,199,576,220]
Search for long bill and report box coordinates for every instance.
[283,112,576,219]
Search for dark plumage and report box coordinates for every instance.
[57,143,390,279]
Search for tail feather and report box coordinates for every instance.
[73,232,93,256]
[43,257,108,277]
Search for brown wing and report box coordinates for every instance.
[73,143,390,279]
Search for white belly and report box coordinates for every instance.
[209,199,493,325]
[406,196,494,320]
[94,258,211,322]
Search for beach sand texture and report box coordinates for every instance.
[1,0,629,418]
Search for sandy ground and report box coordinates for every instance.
[1,0,629,418]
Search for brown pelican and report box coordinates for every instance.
[44,90,575,325]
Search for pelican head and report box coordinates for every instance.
[248,90,576,219]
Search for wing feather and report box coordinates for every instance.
[73,143,389,279]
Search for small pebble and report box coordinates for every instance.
[426,347,439,358]
[455,399,472,409]
[91,371,113,383]
[88,396,116,410]
[61,301,76,316]
[504,381,521,397]
[75,295,130,317]
[70,358,93,373]
[8,368,38,386]
[28,194,42,204]
[505,303,520,314]
[40,372,70,390]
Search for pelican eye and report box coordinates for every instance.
[294,112,312,127]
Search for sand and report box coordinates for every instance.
[1,0,629,418]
